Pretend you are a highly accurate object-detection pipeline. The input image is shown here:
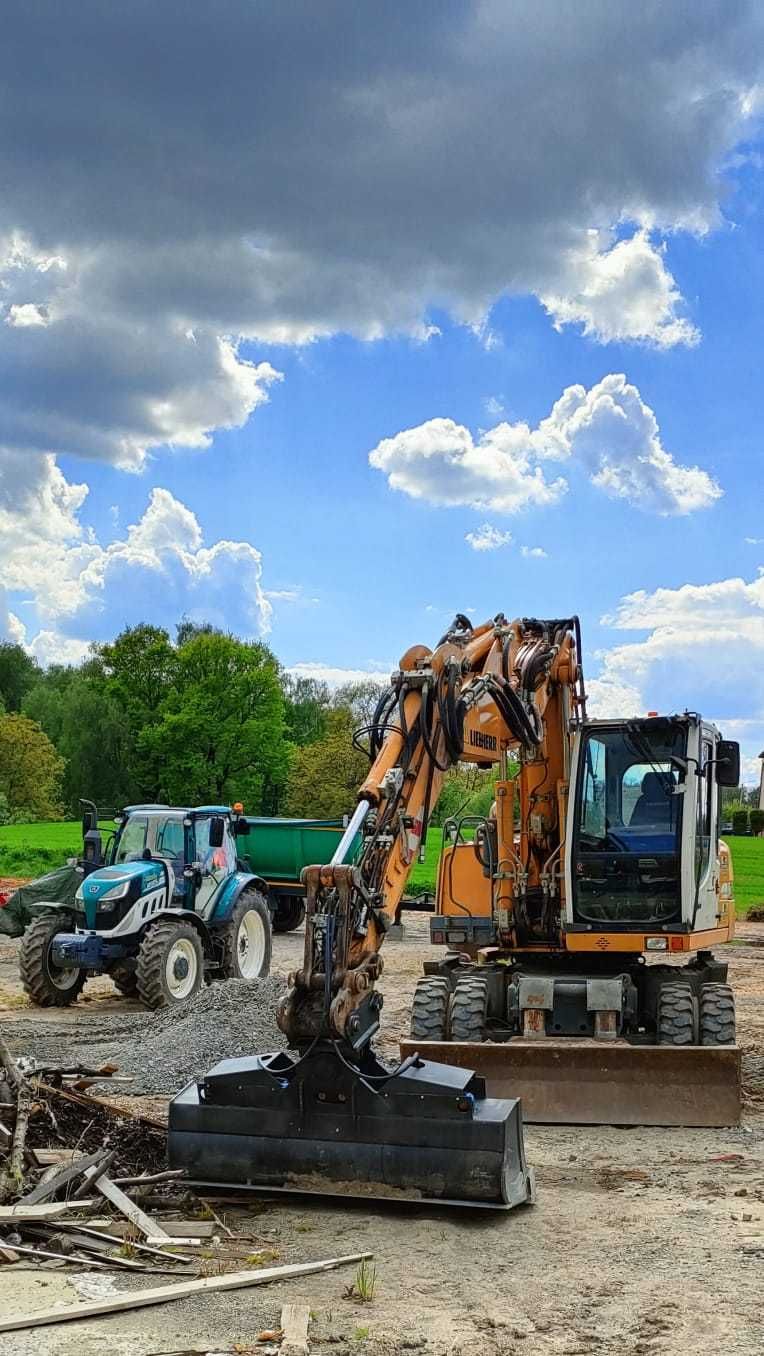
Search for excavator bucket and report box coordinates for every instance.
[168,1043,535,1209]
[398,1039,741,1128]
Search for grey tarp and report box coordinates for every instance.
[0,865,80,938]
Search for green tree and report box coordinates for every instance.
[332,679,387,731]
[0,643,40,712]
[0,714,64,819]
[284,708,368,818]
[142,631,287,809]
[95,625,177,796]
[282,673,331,746]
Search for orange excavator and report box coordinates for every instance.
[169,613,741,1207]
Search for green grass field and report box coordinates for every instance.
[2,819,763,913]
[0,819,114,881]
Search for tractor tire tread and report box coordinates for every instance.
[136,918,204,1010]
[220,889,272,979]
[19,914,86,1008]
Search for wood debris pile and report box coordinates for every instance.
[0,1033,369,1344]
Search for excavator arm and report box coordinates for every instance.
[277,613,583,1050]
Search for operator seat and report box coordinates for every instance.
[629,771,677,828]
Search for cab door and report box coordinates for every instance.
[193,816,238,918]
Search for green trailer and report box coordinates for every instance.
[236,816,361,932]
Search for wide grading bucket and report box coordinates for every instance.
[398,1039,741,1127]
[168,1043,535,1209]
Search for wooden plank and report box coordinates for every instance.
[82,1166,170,1240]
[0,1201,98,1221]
[53,1222,193,1266]
[22,1150,107,1205]
[90,1219,215,1239]
[0,1252,372,1333]
[31,1150,79,1167]
[280,1302,311,1355]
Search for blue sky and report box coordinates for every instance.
[1,3,764,779]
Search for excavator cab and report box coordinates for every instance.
[566,715,739,938]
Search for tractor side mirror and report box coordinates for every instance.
[208,816,226,848]
[715,740,740,788]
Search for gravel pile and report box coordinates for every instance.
[7,975,289,1095]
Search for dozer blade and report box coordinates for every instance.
[168,1043,535,1210]
[398,1039,741,1128]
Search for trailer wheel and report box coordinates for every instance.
[136,919,204,1009]
[109,961,138,998]
[19,914,87,1007]
[221,890,272,980]
[410,976,450,1041]
[699,982,736,1045]
[656,981,696,1046]
[272,895,306,934]
[450,975,489,1043]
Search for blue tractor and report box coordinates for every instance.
[19,803,272,1009]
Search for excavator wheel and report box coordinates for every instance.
[410,976,450,1041]
[450,974,489,1043]
[699,982,736,1045]
[656,980,697,1046]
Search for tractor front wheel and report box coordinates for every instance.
[19,914,87,1007]
[136,919,204,1009]
[221,891,272,980]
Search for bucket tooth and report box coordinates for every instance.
[168,1043,534,1209]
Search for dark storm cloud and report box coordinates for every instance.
[0,0,762,467]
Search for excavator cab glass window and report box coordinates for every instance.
[572,723,686,926]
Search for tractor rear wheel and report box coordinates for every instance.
[136,919,204,1009]
[272,895,306,933]
[19,914,86,1007]
[221,890,272,980]
[410,976,450,1041]
[699,982,736,1045]
[450,975,489,1043]
[109,961,138,998]
[656,981,697,1046]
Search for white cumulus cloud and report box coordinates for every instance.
[465,524,513,552]
[371,374,721,517]
[589,568,764,779]
[540,231,700,348]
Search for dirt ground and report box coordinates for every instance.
[0,916,762,1356]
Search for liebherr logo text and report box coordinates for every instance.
[469,730,498,752]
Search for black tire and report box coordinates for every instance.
[450,975,489,1043]
[19,914,87,1007]
[272,895,306,934]
[109,961,139,998]
[220,890,272,980]
[656,980,697,1046]
[699,982,736,1045]
[136,919,204,1009]
[410,976,450,1040]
